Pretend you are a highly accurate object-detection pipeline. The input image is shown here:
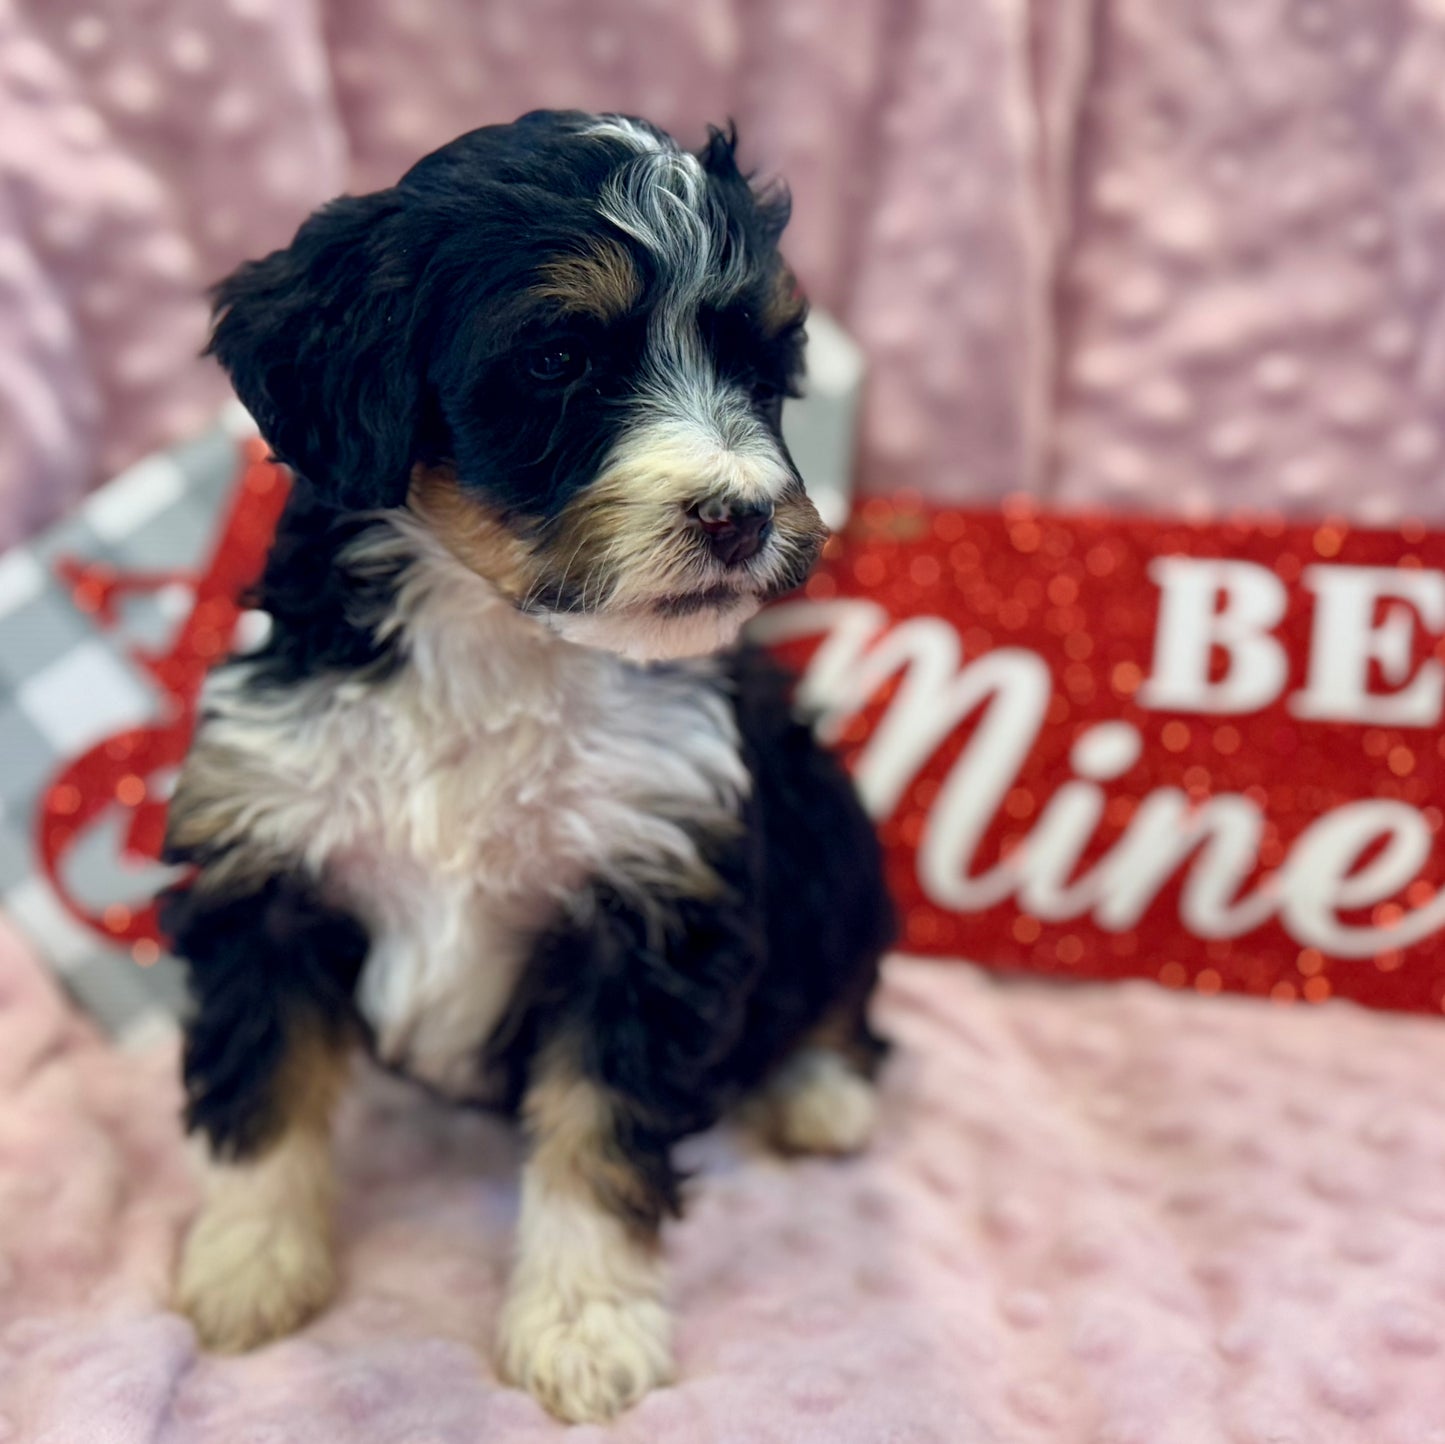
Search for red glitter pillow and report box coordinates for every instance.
[754,498,1445,1016]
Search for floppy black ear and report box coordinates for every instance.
[207,192,422,509]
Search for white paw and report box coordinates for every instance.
[175,1195,335,1352]
[765,1048,878,1155]
[498,1287,673,1424]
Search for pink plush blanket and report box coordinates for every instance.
[9,1,1445,542]
[5,915,1445,1442]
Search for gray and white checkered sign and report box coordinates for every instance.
[0,404,263,1046]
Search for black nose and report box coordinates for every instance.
[688,497,775,567]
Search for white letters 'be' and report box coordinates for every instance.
[1138,557,1445,726]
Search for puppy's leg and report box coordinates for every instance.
[177,1028,349,1351]
[752,998,888,1157]
[497,1049,674,1425]
[757,1046,878,1155]
[163,875,366,1352]
[496,868,757,1421]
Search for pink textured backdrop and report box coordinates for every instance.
[3,0,1444,546]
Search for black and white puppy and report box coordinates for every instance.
[160,110,893,1425]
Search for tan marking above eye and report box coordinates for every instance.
[534,239,642,322]
[760,265,806,337]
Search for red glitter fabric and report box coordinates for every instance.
[36,441,288,958]
[759,497,1445,1016]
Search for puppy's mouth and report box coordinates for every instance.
[650,584,746,617]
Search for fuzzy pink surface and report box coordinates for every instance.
[4,915,1445,1443]
[8,1,1445,538]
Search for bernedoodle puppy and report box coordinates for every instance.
[161,109,892,1423]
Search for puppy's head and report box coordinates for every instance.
[210,110,825,661]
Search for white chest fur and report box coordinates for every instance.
[189,521,748,1096]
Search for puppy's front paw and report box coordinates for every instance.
[175,1199,336,1353]
[498,1286,673,1424]
[762,1047,879,1156]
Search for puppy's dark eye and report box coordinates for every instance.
[525,344,589,385]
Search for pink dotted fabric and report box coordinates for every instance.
[1051,0,1445,525]
[5,918,1445,1442]
[5,0,1445,545]
[0,0,344,544]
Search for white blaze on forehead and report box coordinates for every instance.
[613,404,791,506]
[624,310,793,508]
[582,116,794,518]
[584,115,669,152]
[584,114,750,308]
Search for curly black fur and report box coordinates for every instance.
[160,874,368,1158]
[163,110,892,1264]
